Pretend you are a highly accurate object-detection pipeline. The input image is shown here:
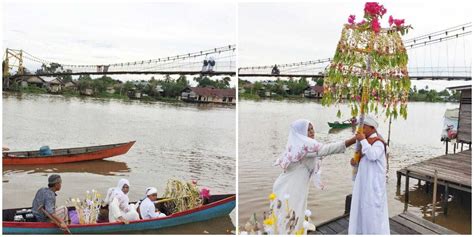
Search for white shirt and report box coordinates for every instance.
[139,197,166,220]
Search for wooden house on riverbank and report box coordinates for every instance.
[303,85,324,98]
[18,76,46,88]
[180,86,235,104]
[44,77,64,93]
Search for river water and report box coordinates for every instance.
[238,99,471,234]
[2,93,236,234]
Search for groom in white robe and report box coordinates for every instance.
[348,115,390,234]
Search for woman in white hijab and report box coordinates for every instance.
[104,179,140,224]
[271,119,356,234]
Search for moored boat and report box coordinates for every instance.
[327,121,353,129]
[3,194,235,234]
[2,141,135,165]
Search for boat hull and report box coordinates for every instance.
[327,122,352,129]
[3,195,235,234]
[2,141,135,165]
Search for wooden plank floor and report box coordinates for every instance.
[311,212,458,235]
[398,150,471,192]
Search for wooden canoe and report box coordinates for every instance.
[3,194,235,234]
[2,141,135,165]
[327,122,353,129]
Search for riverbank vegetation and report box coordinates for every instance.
[6,70,233,104]
[239,79,460,102]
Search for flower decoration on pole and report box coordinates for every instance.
[322,2,412,178]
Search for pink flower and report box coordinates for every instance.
[394,19,405,27]
[364,2,386,18]
[192,180,198,185]
[357,20,367,26]
[371,18,381,33]
[388,15,394,26]
[200,188,211,199]
[380,6,387,16]
[348,15,356,24]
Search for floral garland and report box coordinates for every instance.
[322,2,412,120]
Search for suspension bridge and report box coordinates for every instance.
[3,45,236,89]
[238,23,472,81]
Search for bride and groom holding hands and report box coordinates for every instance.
[272,115,389,235]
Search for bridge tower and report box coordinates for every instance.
[3,48,25,89]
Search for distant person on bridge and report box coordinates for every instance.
[271,64,280,75]
[201,57,216,72]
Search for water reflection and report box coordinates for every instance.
[3,160,130,176]
[394,183,471,234]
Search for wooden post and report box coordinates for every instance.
[432,170,438,222]
[445,140,448,155]
[443,184,449,216]
[344,194,352,214]
[387,115,392,146]
[396,171,401,188]
[404,170,409,211]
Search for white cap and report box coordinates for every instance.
[146,187,158,196]
[359,115,378,129]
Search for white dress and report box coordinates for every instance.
[109,198,140,222]
[272,141,346,234]
[348,133,389,234]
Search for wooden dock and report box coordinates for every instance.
[396,150,471,214]
[312,212,458,235]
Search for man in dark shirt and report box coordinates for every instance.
[32,174,68,230]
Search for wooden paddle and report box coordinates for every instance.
[153,198,174,204]
[38,205,71,234]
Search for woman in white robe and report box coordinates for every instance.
[272,119,355,234]
[104,179,140,224]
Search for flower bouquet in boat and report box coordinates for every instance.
[66,189,104,224]
[239,193,316,235]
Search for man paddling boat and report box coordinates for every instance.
[31,174,69,231]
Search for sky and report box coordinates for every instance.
[2,1,472,90]
[239,0,472,91]
[2,1,236,85]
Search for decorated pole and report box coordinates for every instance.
[322,2,412,180]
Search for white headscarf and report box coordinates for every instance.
[145,187,158,196]
[274,119,323,169]
[104,178,131,212]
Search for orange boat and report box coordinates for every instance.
[2,141,135,165]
